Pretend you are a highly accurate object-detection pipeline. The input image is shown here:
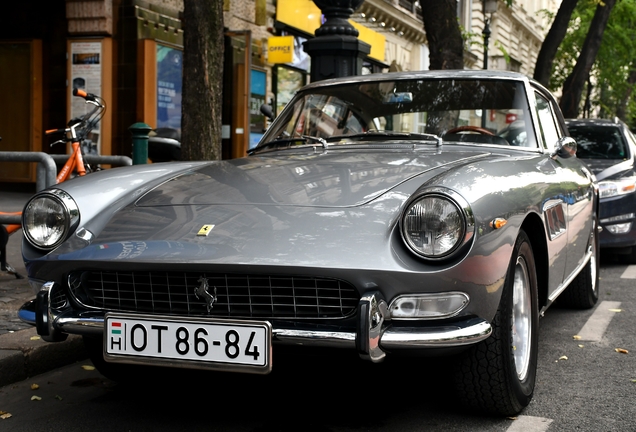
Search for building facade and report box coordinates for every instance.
[466,0,561,74]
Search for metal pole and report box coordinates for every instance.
[303,0,370,82]
[129,123,152,165]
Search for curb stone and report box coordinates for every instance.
[0,327,87,387]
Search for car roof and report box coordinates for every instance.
[565,118,624,127]
[300,69,537,91]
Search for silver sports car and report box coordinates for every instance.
[19,70,599,416]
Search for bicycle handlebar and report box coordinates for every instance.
[45,128,66,135]
[46,90,106,146]
[72,88,97,102]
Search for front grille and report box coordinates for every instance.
[68,271,360,319]
[49,285,68,310]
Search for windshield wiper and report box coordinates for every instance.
[328,131,442,146]
[248,135,328,155]
[302,135,328,148]
[250,130,442,155]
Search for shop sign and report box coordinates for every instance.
[268,36,294,64]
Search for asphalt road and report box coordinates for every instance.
[0,255,633,431]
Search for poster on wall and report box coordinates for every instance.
[250,69,266,149]
[70,41,102,155]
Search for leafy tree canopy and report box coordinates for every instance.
[551,0,636,126]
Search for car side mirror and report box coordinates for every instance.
[260,103,275,121]
[552,136,577,159]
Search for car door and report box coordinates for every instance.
[534,90,595,292]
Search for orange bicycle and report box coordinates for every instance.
[1,88,106,277]
[47,88,106,182]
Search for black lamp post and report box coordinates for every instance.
[482,0,498,70]
[303,0,371,82]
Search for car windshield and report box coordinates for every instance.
[568,125,629,160]
[258,78,536,150]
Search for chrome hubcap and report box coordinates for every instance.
[512,255,531,381]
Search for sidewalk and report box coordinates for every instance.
[0,189,87,387]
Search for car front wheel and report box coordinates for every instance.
[454,229,539,416]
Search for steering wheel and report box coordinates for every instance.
[445,125,494,136]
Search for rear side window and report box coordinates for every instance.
[568,125,628,160]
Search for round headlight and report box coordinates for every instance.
[401,191,473,259]
[23,190,79,250]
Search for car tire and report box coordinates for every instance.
[558,220,600,309]
[83,335,153,382]
[617,246,636,265]
[453,229,539,416]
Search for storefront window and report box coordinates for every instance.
[156,44,183,132]
[275,65,306,116]
[250,69,266,149]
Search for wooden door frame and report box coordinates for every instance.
[226,31,251,159]
[0,40,42,182]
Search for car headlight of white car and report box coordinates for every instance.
[400,188,474,260]
[22,189,80,251]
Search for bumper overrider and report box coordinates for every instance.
[19,284,492,363]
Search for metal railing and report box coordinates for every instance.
[0,151,132,224]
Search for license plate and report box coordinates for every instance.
[104,313,272,374]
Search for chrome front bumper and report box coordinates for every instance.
[20,286,493,362]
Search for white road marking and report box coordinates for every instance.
[506,415,553,432]
[576,301,622,342]
[620,265,636,279]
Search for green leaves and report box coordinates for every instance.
[552,0,636,125]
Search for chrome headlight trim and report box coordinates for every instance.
[22,189,80,251]
[400,187,474,260]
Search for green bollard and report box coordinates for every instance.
[129,122,152,165]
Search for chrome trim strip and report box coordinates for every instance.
[357,292,388,362]
[50,313,492,350]
[274,329,356,347]
[57,315,106,334]
[542,198,563,212]
[380,318,492,348]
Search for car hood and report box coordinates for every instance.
[26,147,508,272]
[136,149,493,208]
[579,157,634,181]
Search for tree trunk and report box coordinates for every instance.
[421,0,464,70]
[559,0,617,119]
[180,0,224,161]
[533,0,578,87]
[616,66,636,120]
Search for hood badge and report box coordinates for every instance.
[195,277,218,313]
[197,224,215,236]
